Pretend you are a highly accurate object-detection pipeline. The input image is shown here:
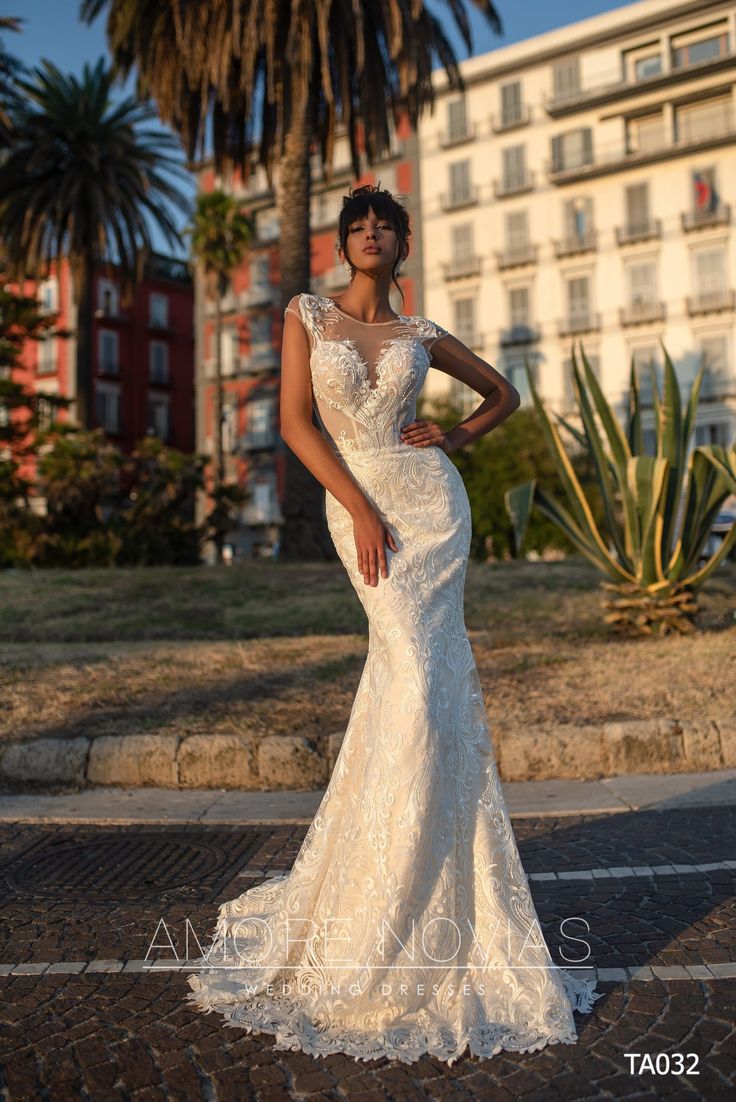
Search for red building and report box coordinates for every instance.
[10,252,194,482]
[195,116,423,559]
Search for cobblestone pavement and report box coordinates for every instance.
[0,807,734,1101]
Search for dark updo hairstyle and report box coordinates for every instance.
[337,183,411,306]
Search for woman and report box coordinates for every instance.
[186,183,601,1064]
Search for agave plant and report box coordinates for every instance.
[504,343,736,636]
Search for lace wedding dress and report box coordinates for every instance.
[185,292,601,1065]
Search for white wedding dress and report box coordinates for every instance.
[185,292,601,1064]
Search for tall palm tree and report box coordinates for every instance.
[0,16,24,146]
[186,190,253,562]
[0,57,190,430]
[82,0,502,558]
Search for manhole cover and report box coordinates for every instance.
[0,828,273,903]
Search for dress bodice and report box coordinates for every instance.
[283,292,449,457]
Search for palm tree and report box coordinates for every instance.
[0,16,24,146]
[186,190,253,562]
[0,57,190,430]
[82,0,502,558]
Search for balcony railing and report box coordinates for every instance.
[439,121,476,148]
[686,289,736,316]
[98,360,120,377]
[544,48,736,115]
[493,171,535,198]
[554,231,598,257]
[619,301,666,326]
[496,243,538,269]
[249,343,280,369]
[442,255,482,280]
[699,372,736,401]
[500,324,540,345]
[558,313,601,336]
[681,205,731,232]
[615,220,662,245]
[491,105,531,133]
[440,185,479,212]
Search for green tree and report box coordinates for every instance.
[0,16,24,146]
[81,0,503,559]
[186,190,252,562]
[0,57,189,430]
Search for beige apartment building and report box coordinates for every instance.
[417,0,736,454]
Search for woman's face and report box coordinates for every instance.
[341,207,404,272]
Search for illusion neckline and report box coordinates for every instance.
[320,294,405,326]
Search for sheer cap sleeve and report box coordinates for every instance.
[414,317,450,353]
[283,292,314,353]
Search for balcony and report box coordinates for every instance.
[681,205,731,232]
[686,289,736,316]
[249,343,280,370]
[548,119,736,183]
[554,231,597,258]
[500,324,540,346]
[493,171,535,199]
[496,243,538,270]
[544,49,736,116]
[439,121,476,149]
[491,106,531,133]
[699,372,736,401]
[97,360,120,378]
[442,255,482,280]
[619,301,666,327]
[238,429,278,451]
[615,220,662,246]
[558,313,601,336]
[241,283,277,308]
[440,185,479,212]
[242,501,282,526]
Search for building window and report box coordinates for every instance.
[244,470,279,525]
[552,57,580,102]
[97,279,119,317]
[502,145,527,190]
[697,334,729,399]
[500,81,522,127]
[452,297,476,346]
[451,223,474,261]
[566,276,592,325]
[95,384,121,433]
[676,96,732,143]
[627,111,665,154]
[147,393,170,440]
[98,329,119,376]
[625,182,650,233]
[631,345,662,404]
[563,196,594,241]
[222,398,238,452]
[250,315,272,348]
[250,254,270,287]
[149,340,169,384]
[37,336,57,375]
[626,260,657,307]
[447,97,469,141]
[37,277,58,315]
[634,53,662,80]
[149,292,168,328]
[672,28,730,69]
[505,210,529,253]
[693,246,726,298]
[504,357,538,405]
[36,395,55,432]
[551,128,593,172]
[449,160,472,204]
[508,286,531,328]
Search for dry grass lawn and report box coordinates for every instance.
[1,558,734,747]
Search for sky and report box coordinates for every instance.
[5,0,636,255]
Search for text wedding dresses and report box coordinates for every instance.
[186,292,601,1065]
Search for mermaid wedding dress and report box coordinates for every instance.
[185,292,601,1064]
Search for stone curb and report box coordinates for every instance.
[1,715,735,791]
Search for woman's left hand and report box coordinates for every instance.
[399,419,450,454]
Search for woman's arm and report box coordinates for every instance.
[401,335,521,456]
[279,304,398,586]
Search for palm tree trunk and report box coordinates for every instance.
[214,277,224,564]
[75,256,94,430]
[276,68,335,561]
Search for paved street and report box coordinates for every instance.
[0,783,734,1100]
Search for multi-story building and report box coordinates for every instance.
[417,0,736,454]
[194,117,422,557]
[7,254,195,481]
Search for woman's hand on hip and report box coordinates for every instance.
[400,419,450,453]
